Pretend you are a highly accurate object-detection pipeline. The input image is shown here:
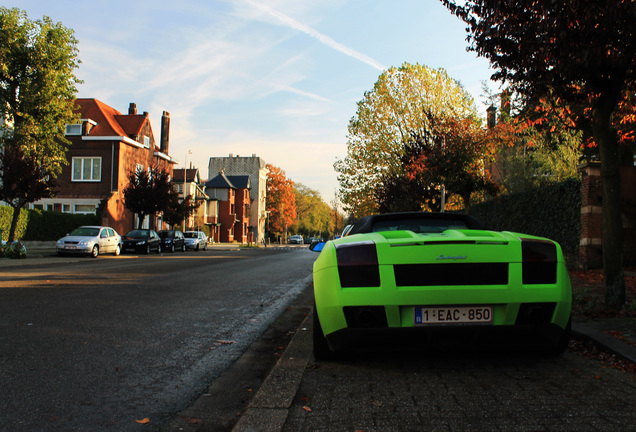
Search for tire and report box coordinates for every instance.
[170,244,175,253]
[313,305,337,361]
[145,245,151,255]
[195,244,200,252]
[91,245,99,258]
[114,244,121,256]
[181,243,186,252]
[156,244,161,254]
[543,318,572,356]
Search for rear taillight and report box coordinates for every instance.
[336,241,380,287]
[521,239,557,284]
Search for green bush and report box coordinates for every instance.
[470,179,581,255]
[0,241,27,259]
[0,207,100,242]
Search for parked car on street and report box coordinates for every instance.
[311,212,572,360]
[56,226,122,258]
[157,230,186,253]
[184,231,207,251]
[122,229,162,254]
[288,234,303,244]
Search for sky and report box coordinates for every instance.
[8,0,496,204]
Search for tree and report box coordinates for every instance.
[442,0,635,308]
[405,113,500,214]
[162,193,200,229]
[0,145,57,241]
[334,62,481,217]
[0,7,81,241]
[123,165,176,229]
[266,164,296,238]
[290,184,334,238]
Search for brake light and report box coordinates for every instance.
[336,241,380,287]
[521,239,557,284]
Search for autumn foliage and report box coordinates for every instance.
[266,164,296,236]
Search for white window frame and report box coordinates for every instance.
[72,157,102,182]
[74,204,97,214]
[65,124,82,135]
[143,135,150,148]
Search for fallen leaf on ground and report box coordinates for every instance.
[135,418,150,424]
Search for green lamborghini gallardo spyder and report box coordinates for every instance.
[311,212,572,360]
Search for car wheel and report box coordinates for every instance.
[313,305,338,361]
[145,245,151,255]
[170,245,175,253]
[181,243,186,252]
[91,245,99,258]
[195,244,199,251]
[156,244,161,254]
[543,318,572,356]
[114,244,121,256]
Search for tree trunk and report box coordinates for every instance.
[8,206,21,243]
[592,94,626,310]
[137,214,146,230]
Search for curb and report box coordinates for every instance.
[232,314,313,432]
[572,322,636,364]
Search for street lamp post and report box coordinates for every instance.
[183,150,192,231]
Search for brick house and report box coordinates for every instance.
[204,171,251,243]
[208,155,268,243]
[172,167,210,232]
[31,99,176,235]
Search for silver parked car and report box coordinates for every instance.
[56,226,122,258]
[184,231,208,251]
[288,234,303,244]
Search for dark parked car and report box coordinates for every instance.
[158,230,186,252]
[122,229,162,254]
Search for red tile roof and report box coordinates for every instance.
[74,98,149,139]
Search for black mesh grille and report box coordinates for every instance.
[394,263,509,286]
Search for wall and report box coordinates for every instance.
[579,162,636,269]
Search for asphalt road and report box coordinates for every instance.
[0,247,316,432]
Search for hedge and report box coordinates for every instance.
[469,179,581,255]
[0,206,100,242]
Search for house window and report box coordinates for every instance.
[62,204,71,213]
[136,164,143,174]
[65,124,82,135]
[72,157,101,182]
[74,204,96,214]
[143,136,150,148]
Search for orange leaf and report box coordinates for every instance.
[302,406,312,412]
[135,418,150,424]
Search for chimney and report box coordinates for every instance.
[486,105,497,129]
[160,111,170,154]
[128,103,137,115]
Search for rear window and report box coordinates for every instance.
[371,218,469,234]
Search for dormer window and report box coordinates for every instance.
[143,136,150,148]
[65,124,82,135]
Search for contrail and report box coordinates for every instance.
[245,0,386,71]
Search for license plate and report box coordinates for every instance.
[65,246,76,250]
[414,306,493,325]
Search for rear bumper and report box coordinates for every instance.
[325,322,569,353]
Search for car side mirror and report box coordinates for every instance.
[309,241,325,252]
